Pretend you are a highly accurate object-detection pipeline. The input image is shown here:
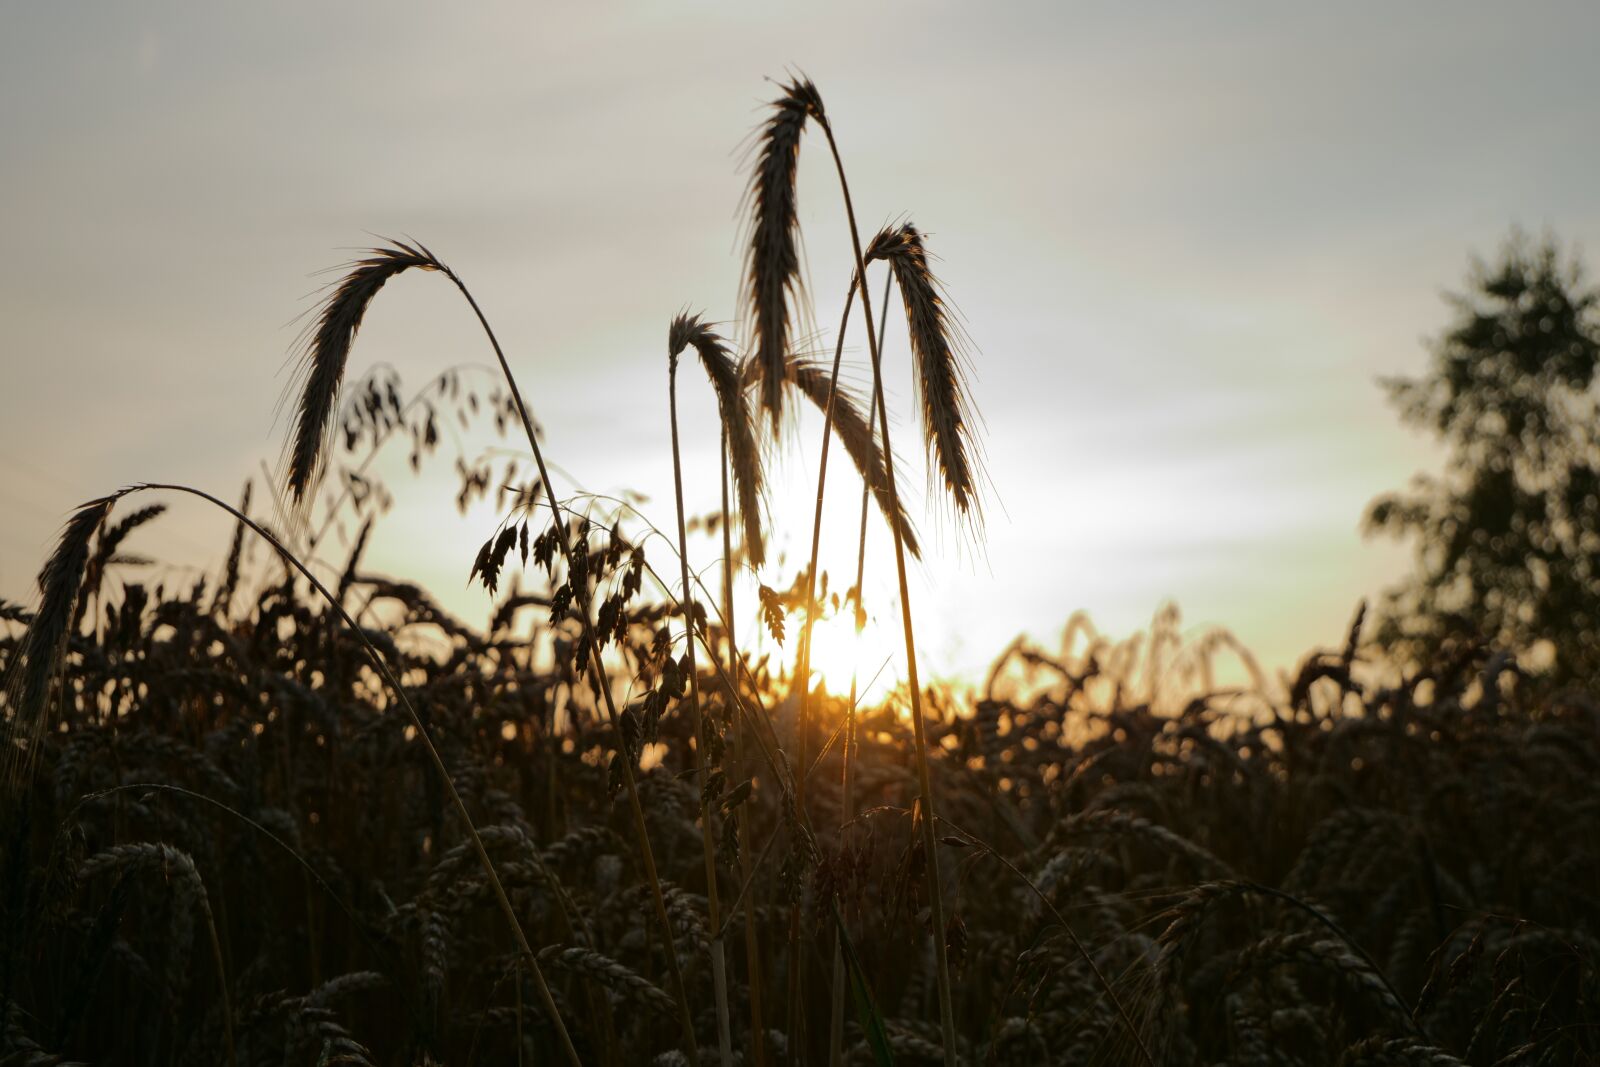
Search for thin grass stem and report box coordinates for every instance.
[828,268,892,1066]
[723,439,768,1067]
[814,115,960,1064]
[669,353,735,1067]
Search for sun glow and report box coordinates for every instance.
[796,604,905,705]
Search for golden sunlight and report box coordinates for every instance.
[9,18,1596,1060]
[799,603,903,705]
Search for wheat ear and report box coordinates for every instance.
[670,313,767,569]
[283,241,440,509]
[866,222,986,526]
[743,77,826,429]
[4,495,116,802]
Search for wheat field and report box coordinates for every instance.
[1,75,1595,1067]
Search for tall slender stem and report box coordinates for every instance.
[669,362,735,1067]
[786,278,861,1059]
[136,483,582,1067]
[793,281,860,799]
[816,122,959,1064]
[723,440,768,1067]
[609,478,903,1061]
[828,270,893,1066]
[439,269,699,1059]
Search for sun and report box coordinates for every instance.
[798,606,904,705]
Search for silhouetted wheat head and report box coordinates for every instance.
[284,241,442,509]
[669,313,767,569]
[743,77,826,430]
[867,222,985,527]
[6,72,1594,1067]
[3,493,119,800]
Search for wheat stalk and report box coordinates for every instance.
[667,314,742,1067]
[210,481,252,618]
[26,483,584,1067]
[828,269,894,1067]
[743,74,845,1051]
[720,436,768,1067]
[285,242,699,1059]
[742,85,960,1059]
[742,75,965,1062]
[824,194,965,1067]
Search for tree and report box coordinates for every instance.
[1365,232,1600,682]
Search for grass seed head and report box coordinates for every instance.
[867,222,987,532]
[743,77,827,431]
[283,241,442,510]
[4,493,120,801]
[669,313,768,568]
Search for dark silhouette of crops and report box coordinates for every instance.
[2,569,1594,1064]
[1,77,1595,1067]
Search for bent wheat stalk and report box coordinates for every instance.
[852,219,990,1064]
[284,241,699,1058]
[828,269,893,1067]
[835,194,960,1064]
[721,438,767,1067]
[742,74,960,1060]
[9,483,582,1067]
[786,285,878,1052]
[669,313,759,1067]
[788,279,921,835]
[670,314,767,571]
[738,355,918,563]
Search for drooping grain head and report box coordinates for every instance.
[283,241,442,510]
[670,313,767,568]
[3,493,120,800]
[743,78,827,430]
[867,223,986,530]
[785,358,922,560]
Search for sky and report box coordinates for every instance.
[3,3,1598,693]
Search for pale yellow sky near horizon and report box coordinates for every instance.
[3,3,1598,690]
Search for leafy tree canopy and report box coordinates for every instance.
[1366,232,1600,681]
